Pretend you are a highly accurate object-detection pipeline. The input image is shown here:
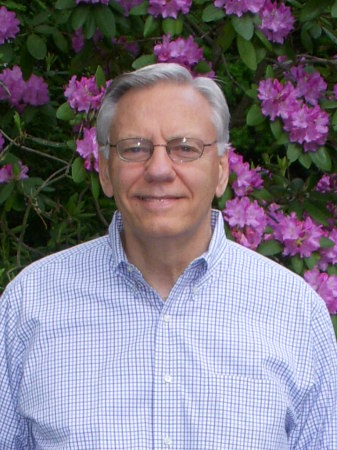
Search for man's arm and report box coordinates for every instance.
[289,298,337,449]
[0,282,29,449]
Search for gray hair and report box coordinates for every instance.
[96,63,230,158]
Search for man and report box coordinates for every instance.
[1,63,336,449]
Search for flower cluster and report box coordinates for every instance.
[319,229,337,271]
[149,0,192,19]
[270,210,323,258]
[259,1,295,44]
[214,0,264,17]
[222,196,267,250]
[76,127,99,172]
[228,146,263,196]
[288,65,327,106]
[258,74,329,151]
[154,35,204,70]
[76,0,109,4]
[0,66,49,112]
[0,162,29,184]
[304,269,337,314]
[316,174,337,194]
[64,75,107,114]
[0,6,20,45]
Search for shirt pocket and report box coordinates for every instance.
[181,374,289,450]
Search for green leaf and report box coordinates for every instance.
[236,36,257,71]
[304,253,320,270]
[93,5,116,39]
[254,29,273,51]
[0,182,15,205]
[320,99,337,110]
[217,22,235,52]
[83,13,96,39]
[320,237,335,249]
[162,18,183,36]
[303,201,329,226]
[194,61,212,74]
[132,54,156,69]
[299,0,330,22]
[143,15,157,37]
[257,240,283,256]
[332,0,337,18]
[246,104,265,126]
[129,1,148,15]
[309,147,331,172]
[34,25,55,35]
[26,34,47,60]
[52,30,69,53]
[322,26,337,46]
[55,0,75,8]
[72,157,87,183]
[231,15,254,40]
[332,110,337,131]
[95,65,106,89]
[299,153,312,169]
[290,256,304,274]
[270,119,282,139]
[90,172,100,200]
[0,44,13,64]
[56,102,75,121]
[301,29,313,53]
[71,5,89,30]
[202,4,225,22]
[287,144,302,163]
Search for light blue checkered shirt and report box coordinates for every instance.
[1,210,337,449]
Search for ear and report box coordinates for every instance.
[98,152,114,198]
[215,152,229,198]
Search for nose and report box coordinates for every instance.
[143,145,176,182]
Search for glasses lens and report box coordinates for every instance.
[117,138,152,161]
[167,138,203,162]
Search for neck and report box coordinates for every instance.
[122,227,212,300]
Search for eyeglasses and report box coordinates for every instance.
[109,137,217,163]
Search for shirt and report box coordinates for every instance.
[1,210,336,450]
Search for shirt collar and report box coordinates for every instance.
[108,209,227,274]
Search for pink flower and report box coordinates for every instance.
[228,147,263,196]
[154,35,204,69]
[0,161,29,183]
[0,6,20,45]
[72,29,85,53]
[76,127,99,172]
[149,0,192,18]
[289,65,327,105]
[259,0,295,44]
[222,197,267,250]
[304,268,337,314]
[214,0,264,17]
[272,212,323,258]
[0,66,49,110]
[116,0,144,15]
[284,104,329,152]
[0,133,4,151]
[64,75,106,113]
[22,74,49,106]
[258,78,299,120]
[319,229,337,271]
[76,0,109,4]
[316,174,337,194]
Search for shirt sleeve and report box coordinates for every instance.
[0,282,30,449]
[289,296,337,449]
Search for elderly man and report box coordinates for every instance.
[1,63,336,449]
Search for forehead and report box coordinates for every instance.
[110,82,215,139]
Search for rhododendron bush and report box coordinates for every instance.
[0,0,336,333]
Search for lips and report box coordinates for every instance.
[137,196,181,201]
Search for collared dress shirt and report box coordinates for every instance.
[1,210,336,449]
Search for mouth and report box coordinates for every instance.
[137,196,181,201]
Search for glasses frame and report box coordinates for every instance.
[108,137,217,163]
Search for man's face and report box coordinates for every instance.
[99,82,229,245]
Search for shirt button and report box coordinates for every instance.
[127,265,133,272]
[193,287,198,295]
[163,314,171,323]
[163,436,172,446]
[164,374,172,383]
